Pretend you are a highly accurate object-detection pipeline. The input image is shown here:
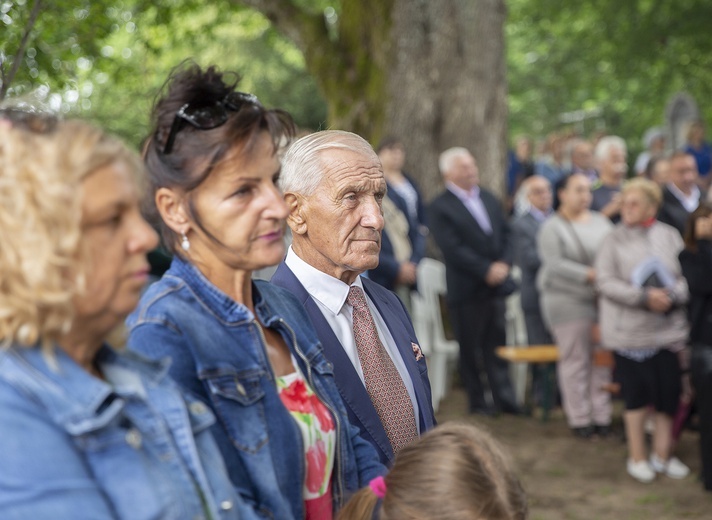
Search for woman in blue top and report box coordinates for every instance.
[0,112,248,519]
[126,63,386,519]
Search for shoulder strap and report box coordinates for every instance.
[560,215,593,266]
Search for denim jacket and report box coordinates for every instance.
[0,343,250,520]
[126,257,386,519]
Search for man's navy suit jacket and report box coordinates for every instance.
[271,262,436,466]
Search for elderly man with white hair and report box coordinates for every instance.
[271,130,436,467]
[429,147,521,416]
[591,135,628,222]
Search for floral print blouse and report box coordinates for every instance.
[277,367,336,519]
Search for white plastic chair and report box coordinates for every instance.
[504,266,529,405]
[411,258,459,412]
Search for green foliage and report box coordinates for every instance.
[2,0,326,147]
[507,0,712,153]
[5,0,712,157]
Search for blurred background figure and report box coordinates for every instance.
[336,422,528,520]
[506,135,536,212]
[512,176,555,408]
[596,178,690,484]
[0,111,247,519]
[683,120,712,187]
[567,138,597,182]
[535,132,565,187]
[369,137,427,309]
[635,127,666,176]
[591,136,627,223]
[658,151,701,235]
[645,156,671,186]
[680,203,712,492]
[430,147,521,416]
[537,173,613,438]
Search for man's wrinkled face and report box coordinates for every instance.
[291,149,386,283]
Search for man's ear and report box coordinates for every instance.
[285,192,307,236]
[155,187,190,236]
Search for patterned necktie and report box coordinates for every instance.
[347,286,417,453]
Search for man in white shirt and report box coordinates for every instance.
[270,130,435,466]
[428,147,521,416]
[658,151,701,235]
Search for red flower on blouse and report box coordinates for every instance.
[309,394,335,433]
[305,439,327,493]
[280,378,311,414]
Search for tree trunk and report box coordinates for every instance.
[384,0,508,200]
[234,0,508,200]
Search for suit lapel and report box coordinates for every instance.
[271,263,394,461]
[443,190,490,240]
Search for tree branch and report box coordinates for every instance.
[0,0,43,101]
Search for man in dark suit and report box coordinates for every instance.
[271,130,435,466]
[658,151,701,235]
[429,147,520,415]
[512,176,554,407]
[511,175,553,346]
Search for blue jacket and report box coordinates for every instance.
[126,257,386,519]
[369,176,427,291]
[0,343,247,520]
[271,262,436,466]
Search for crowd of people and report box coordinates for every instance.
[370,120,712,489]
[2,58,711,519]
[0,63,528,520]
[504,129,712,487]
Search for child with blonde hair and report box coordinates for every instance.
[337,422,527,519]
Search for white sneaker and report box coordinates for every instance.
[650,454,690,479]
[627,459,655,483]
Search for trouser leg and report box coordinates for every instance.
[552,318,594,428]
[482,298,517,411]
[451,301,487,411]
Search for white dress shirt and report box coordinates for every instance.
[667,182,700,213]
[285,247,420,431]
[446,182,493,234]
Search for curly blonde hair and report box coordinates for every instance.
[0,117,143,349]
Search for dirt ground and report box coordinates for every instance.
[436,387,712,520]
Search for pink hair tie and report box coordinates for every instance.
[369,476,387,499]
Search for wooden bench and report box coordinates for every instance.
[496,345,558,421]
[496,345,617,421]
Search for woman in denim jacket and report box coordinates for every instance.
[0,113,248,519]
[126,64,386,519]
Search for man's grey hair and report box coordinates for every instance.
[594,135,627,162]
[280,130,379,195]
[438,147,472,175]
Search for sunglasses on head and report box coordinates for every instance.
[162,91,262,155]
[0,108,58,134]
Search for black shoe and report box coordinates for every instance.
[469,406,498,417]
[571,425,594,439]
[501,403,528,416]
[594,424,612,438]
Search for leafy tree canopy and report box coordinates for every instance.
[3,0,712,157]
[1,0,326,146]
[507,0,712,153]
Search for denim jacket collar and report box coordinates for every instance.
[167,256,288,331]
[2,344,169,435]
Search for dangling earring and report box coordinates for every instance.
[181,233,190,252]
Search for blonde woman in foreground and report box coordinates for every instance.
[0,111,250,519]
[337,422,528,520]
